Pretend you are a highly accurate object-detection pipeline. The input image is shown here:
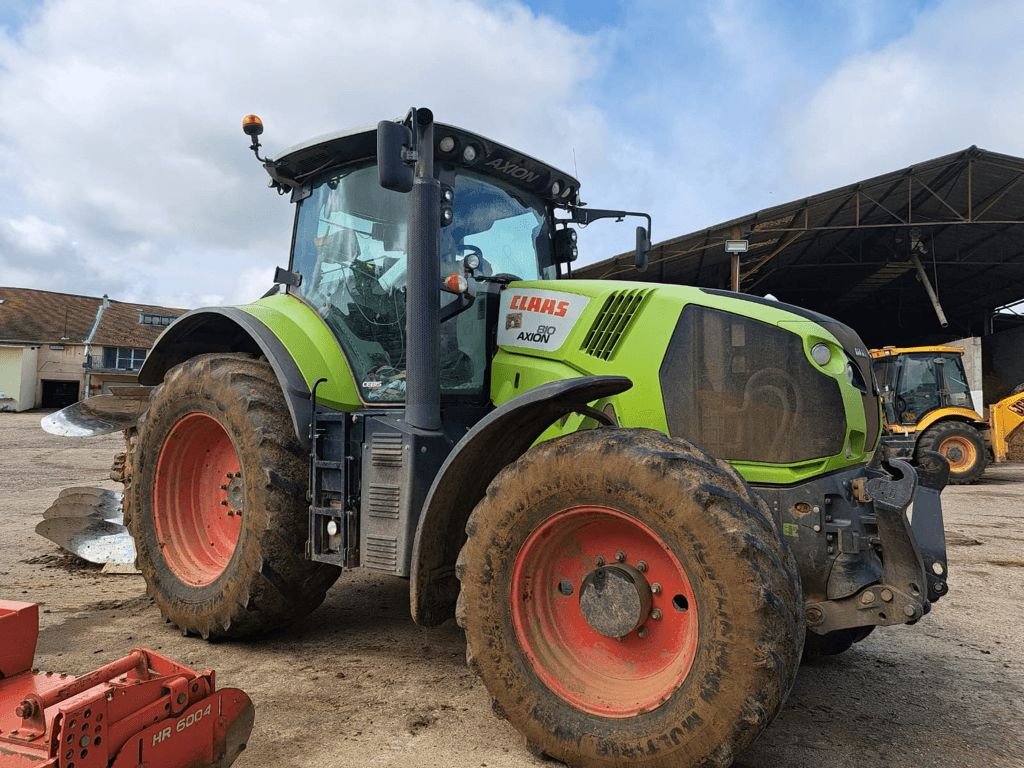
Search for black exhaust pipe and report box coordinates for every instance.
[404,109,442,432]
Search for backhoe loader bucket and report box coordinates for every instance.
[990,390,1024,463]
[0,601,254,768]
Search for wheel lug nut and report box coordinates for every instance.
[219,484,229,490]
[220,500,229,506]
[651,582,662,594]
[636,560,647,573]
[595,556,605,567]
[651,608,662,620]
[637,626,648,639]
[614,551,625,563]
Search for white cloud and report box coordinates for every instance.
[4,215,69,254]
[0,0,609,306]
[1,0,1021,306]
[781,0,1024,192]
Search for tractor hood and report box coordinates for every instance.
[491,280,881,485]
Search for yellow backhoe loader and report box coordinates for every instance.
[871,346,1024,484]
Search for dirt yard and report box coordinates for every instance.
[2,410,1022,767]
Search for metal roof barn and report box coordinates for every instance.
[579,147,1024,347]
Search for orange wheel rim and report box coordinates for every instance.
[153,412,243,585]
[938,435,976,472]
[510,506,699,718]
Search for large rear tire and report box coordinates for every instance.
[128,353,339,639]
[456,428,803,768]
[916,421,987,485]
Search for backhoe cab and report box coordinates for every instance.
[872,345,1024,484]
[41,108,951,768]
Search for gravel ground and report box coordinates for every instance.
[2,410,1022,767]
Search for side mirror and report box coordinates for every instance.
[635,225,651,272]
[377,120,414,193]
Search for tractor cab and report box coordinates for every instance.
[871,346,977,426]
[871,346,990,483]
[247,113,649,406]
[284,142,555,403]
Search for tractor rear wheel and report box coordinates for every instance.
[128,353,339,638]
[916,421,987,485]
[456,428,803,768]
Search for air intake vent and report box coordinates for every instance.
[371,433,404,466]
[581,289,651,360]
[364,534,399,572]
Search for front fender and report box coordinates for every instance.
[409,374,632,626]
[139,307,313,447]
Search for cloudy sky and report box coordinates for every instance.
[1,0,1021,309]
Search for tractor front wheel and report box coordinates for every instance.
[456,428,804,768]
[916,421,987,485]
[128,353,339,639]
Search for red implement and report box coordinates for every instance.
[0,601,253,768]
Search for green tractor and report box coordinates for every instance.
[45,108,949,767]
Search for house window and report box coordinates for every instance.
[102,347,147,370]
[140,312,175,326]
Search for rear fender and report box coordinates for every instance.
[409,375,632,626]
[139,308,312,447]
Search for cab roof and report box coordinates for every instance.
[869,345,965,358]
[268,121,581,206]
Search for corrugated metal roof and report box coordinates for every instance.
[578,147,1024,345]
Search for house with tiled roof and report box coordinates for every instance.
[0,287,186,411]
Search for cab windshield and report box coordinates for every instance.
[291,163,551,403]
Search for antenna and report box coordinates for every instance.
[572,148,579,179]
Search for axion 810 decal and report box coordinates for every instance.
[497,288,590,353]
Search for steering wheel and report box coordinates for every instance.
[895,394,908,417]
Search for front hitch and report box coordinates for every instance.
[806,459,946,634]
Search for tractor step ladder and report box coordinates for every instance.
[308,408,356,567]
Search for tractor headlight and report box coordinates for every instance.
[811,343,832,366]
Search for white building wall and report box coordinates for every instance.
[948,335,983,411]
[0,345,38,411]
[19,346,38,410]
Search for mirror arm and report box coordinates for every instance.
[565,207,649,230]
[561,206,653,272]
[439,292,475,323]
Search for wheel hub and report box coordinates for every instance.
[579,563,652,638]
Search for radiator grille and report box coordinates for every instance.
[660,305,846,463]
[582,289,651,360]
